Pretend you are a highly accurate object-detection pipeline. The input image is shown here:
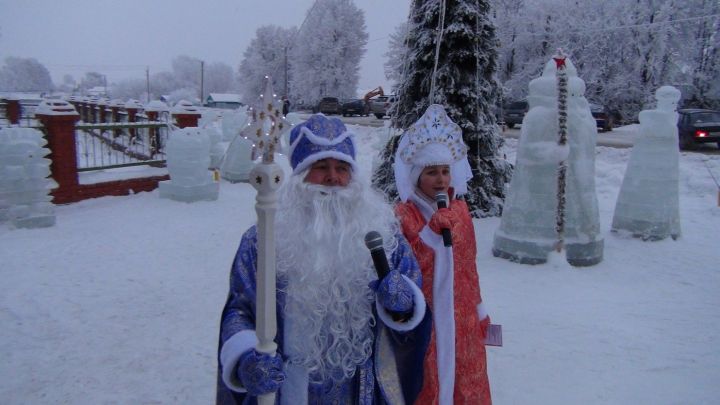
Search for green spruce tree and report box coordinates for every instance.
[372,0,511,217]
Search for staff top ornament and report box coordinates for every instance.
[244,76,292,163]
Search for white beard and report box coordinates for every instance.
[274,172,400,382]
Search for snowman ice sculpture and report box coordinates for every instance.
[158,127,219,202]
[220,109,256,183]
[611,86,681,241]
[492,56,603,266]
[0,127,57,228]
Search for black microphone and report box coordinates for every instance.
[364,231,390,279]
[435,192,453,247]
[364,231,411,322]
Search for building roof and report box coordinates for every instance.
[207,93,242,103]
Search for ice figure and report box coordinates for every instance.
[492,56,603,266]
[0,127,57,228]
[158,127,219,202]
[220,109,255,183]
[220,108,249,141]
[611,86,681,241]
[197,112,225,170]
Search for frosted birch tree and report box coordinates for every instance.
[237,25,297,103]
[289,0,368,106]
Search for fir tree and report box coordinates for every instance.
[372,0,512,217]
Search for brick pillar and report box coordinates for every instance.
[88,98,99,123]
[78,99,87,122]
[109,100,124,137]
[34,100,81,204]
[172,100,201,128]
[173,112,201,128]
[5,98,21,125]
[125,106,138,140]
[97,99,109,123]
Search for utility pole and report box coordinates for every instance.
[284,46,289,98]
[200,60,205,104]
[146,66,150,103]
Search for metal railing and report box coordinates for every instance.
[74,121,170,171]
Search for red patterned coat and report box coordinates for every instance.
[395,197,491,405]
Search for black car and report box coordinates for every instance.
[677,109,720,150]
[314,97,341,115]
[341,98,369,117]
[502,100,528,128]
[589,103,619,132]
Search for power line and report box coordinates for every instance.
[518,13,720,38]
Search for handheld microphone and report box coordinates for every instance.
[435,192,453,247]
[364,231,411,322]
[364,231,390,279]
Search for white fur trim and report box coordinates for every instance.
[477,301,489,321]
[219,330,259,392]
[281,363,309,405]
[292,149,357,174]
[420,223,456,405]
[375,274,427,332]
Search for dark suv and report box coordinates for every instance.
[502,100,528,128]
[341,98,369,116]
[314,97,341,115]
[677,109,720,150]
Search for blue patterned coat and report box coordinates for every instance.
[216,226,431,405]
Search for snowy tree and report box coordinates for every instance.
[289,0,368,107]
[491,0,720,120]
[0,57,54,92]
[373,0,512,217]
[383,22,410,87]
[110,78,147,101]
[237,25,297,104]
[204,62,236,94]
[149,71,180,99]
[172,55,202,92]
[79,71,105,92]
[683,0,720,108]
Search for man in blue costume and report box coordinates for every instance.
[216,114,431,405]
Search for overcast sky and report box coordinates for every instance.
[0,0,411,92]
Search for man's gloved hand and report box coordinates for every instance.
[428,207,455,235]
[369,269,414,313]
[237,349,286,396]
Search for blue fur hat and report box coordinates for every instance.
[288,114,357,174]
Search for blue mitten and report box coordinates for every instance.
[237,349,285,396]
[371,269,414,313]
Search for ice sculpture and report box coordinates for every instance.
[220,108,249,141]
[220,109,255,183]
[611,86,681,240]
[220,135,255,183]
[492,56,603,266]
[0,127,57,228]
[158,127,219,202]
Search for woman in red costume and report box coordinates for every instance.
[393,104,491,405]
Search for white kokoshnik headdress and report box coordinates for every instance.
[394,104,473,201]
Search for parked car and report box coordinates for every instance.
[370,95,396,119]
[341,98,369,117]
[314,97,341,115]
[589,103,620,132]
[502,100,528,128]
[677,108,720,150]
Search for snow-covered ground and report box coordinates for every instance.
[1,124,719,404]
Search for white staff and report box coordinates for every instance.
[246,76,291,405]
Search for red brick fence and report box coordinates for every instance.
[1,97,202,204]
